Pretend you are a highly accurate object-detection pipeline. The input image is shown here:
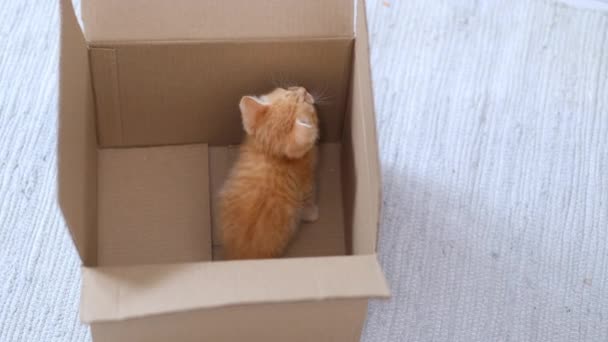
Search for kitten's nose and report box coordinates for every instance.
[289,86,313,103]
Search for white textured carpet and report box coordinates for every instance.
[1,0,607,341]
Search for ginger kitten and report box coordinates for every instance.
[219,86,319,259]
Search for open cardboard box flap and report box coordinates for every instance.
[82,0,354,43]
[58,0,98,265]
[81,255,388,323]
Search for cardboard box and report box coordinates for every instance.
[58,0,389,340]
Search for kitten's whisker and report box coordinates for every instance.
[310,89,322,100]
[314,99,333,106]
[314,83,329,97]
[310,85,334,105]
[310,84,331,102]
[274,72,288,89]
[285,78,297,89]
[271,74,280,88]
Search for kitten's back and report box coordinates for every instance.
[219,147,306,259]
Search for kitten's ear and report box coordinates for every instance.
[239,96,268,134]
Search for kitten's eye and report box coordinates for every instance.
[255,95,269,104]
[296,117,313,128]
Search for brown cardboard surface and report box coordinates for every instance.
[207,145,238,247]
[341,0,382,255]
[58,0,388,338]
[209,143,345,259]
[90,299,368,342]
[89,39,353,148]
[58,0,98,265]
[97,144,212,266]
[82,0,353,43]
[81,255,388,322]
[89,48,122,146]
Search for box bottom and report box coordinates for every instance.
[97,143,345,266]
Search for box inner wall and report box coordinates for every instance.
[92,40,354,266]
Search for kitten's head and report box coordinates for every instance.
[239,86,319,159]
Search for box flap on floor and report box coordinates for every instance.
[82,0,354,43]
[81,255,389,322]
[58,0,98,265]
[97,144,212,266]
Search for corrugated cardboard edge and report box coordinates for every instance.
[341,0,383,255]
[58,0,98,265]
[355,0,382,251]
[81,254,389,323]
[90,299,369,342]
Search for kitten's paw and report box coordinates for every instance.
[301,205,319,222]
